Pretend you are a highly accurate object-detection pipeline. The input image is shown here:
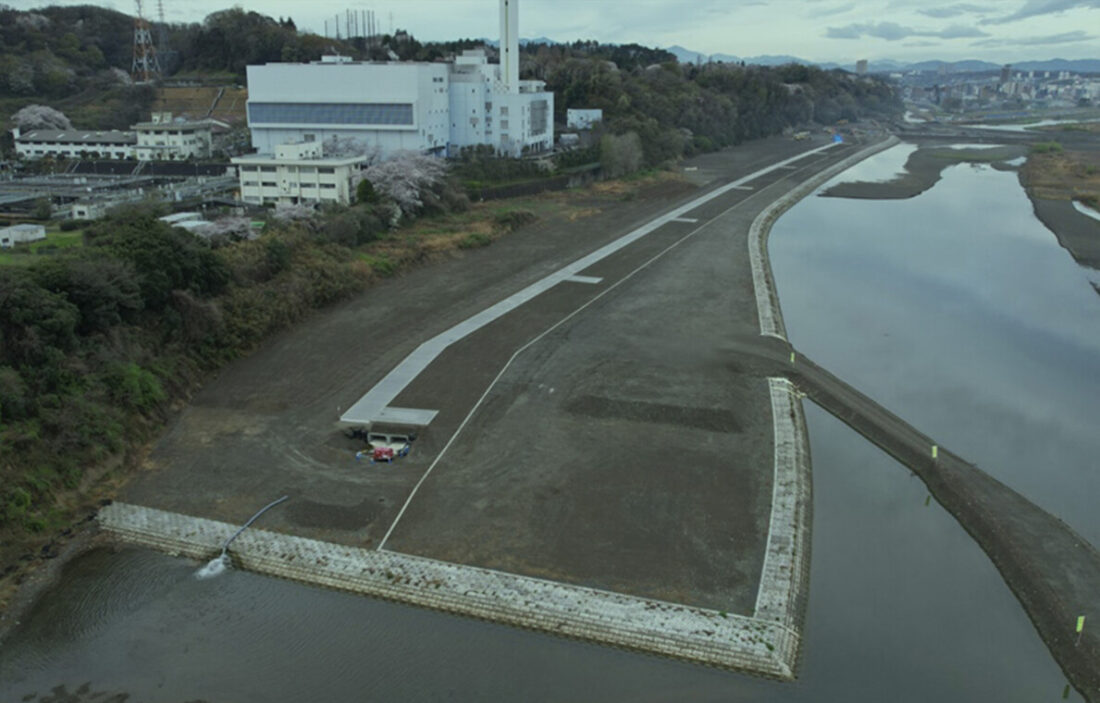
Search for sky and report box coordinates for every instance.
[10,0,1100,64]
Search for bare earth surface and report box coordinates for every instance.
[123,135,855,614]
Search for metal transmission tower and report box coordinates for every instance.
[157,0,168,50]
[131,0,161,83]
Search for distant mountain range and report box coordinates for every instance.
[665,46,1100,74]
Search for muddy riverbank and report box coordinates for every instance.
[819,141,1100,280]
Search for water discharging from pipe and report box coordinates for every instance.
[195,495,289,579]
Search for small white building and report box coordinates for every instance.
[566,109,603,130]
[0,223,47,248]
[232,141,368,206]
[134,112,216,161]
[12,128,136,160]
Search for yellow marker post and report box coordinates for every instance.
[790,351,796,364]
[932,445,938,460]
[1078,616,1086,633]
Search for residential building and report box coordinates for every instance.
[232,140,368,206]
[12,128,136,160]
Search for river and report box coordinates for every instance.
[0,142,1089,701]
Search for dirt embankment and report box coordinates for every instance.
[1021,150,1100,270]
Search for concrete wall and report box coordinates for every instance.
[99,486,807,679]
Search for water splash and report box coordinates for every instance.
[192,495,289,580]
[194,553,230,580]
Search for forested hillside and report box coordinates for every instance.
[1,5,900,146]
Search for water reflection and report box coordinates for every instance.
[771,150,1100,545]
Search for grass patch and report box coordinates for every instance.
[458,232,492,249]
[357,253,396,276]
[1031,141,1064,154]
[1022,149,1100,203]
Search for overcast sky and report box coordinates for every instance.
[10,0,1100,63]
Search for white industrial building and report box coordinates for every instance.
[244,0,553,160]
[232,140,368,206]
[133,112,218,161]
[0,223,47,248]
[566,109,603,130]
[12,128,136,160]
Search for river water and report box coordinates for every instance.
[0,143,1089,701]
[771,144,1100,546]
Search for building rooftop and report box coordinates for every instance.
[132,119,219,131]
[17,130,136,144]
[231,152,369,167]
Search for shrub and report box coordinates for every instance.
[106,362,166,413]
[492,209,536,231]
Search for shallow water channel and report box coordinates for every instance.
[0,143,1090,700]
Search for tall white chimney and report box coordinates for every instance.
[499,0,519,93]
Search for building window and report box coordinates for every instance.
[501,120,509,129]
[260,166,276,172]
[500,106,509,115]
[240,166,257,172]
[248,102,414,126]
[318,167,335,174]
[262,181,276,187]
[530,100,549,136]
[320,183,336,189]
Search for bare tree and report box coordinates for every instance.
[600,131,643,178]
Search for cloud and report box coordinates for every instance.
[806,2,857,18]
[826,21,989,40]
[971,29,1094,45]
[917,3,995,18]
[903,40,943,47]
[982,0,1100,24]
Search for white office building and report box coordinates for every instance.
[133,112,218,161]
[12,127,136,160]
[232,140,368,206]
[245,0,552,160]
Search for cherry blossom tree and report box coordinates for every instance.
[12,104,73,131]
[360,151,447,220]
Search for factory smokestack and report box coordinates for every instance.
[500,0,519,93]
